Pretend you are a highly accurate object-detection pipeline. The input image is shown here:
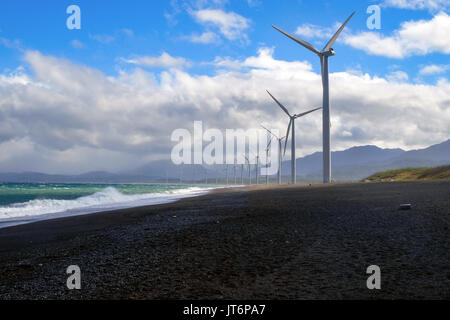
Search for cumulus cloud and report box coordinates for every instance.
[382,0,450,12]
[190,9,250,41]
[343,12,450,58]
[121,52,191,69]
[0,49,448,174]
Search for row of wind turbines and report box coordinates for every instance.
[266,11,355,184]
[173,12,355,186]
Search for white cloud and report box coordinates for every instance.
[386,70,409,82]
[343,12,450,58]
[120,28,134,37]
[70,40,85,49]
[89,34,115,44]
[122,52,191,69]
[0,49,448,174]
[211,56,243,70]
[246,0,261,7]
[0,37,22,50]
[382,0,450,12]
[295,24,333,39]
[190,9,250,41]
[419,64,450,75]
[186,31,220,44]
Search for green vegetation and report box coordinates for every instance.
[364,165,450,182]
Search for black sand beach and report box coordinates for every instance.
[0,181,448,299]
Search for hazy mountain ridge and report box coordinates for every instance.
[0,139,448,183]
[297,139,450,181]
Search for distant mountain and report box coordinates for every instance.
[124,160,219,181]
[0,139,448,183]
[295,139,450,181]
[0,171,137,184]
[387,139,450,167]
[280,145,405,177]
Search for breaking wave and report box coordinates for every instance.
[0,186,211,221]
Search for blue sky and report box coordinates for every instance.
[0,0,449,174]
[1,0,448,81]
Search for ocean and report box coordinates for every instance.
[0,183,217,228]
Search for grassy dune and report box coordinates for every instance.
[364,165,450,182]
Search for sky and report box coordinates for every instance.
[0,0,449,174]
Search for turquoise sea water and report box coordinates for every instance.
[0,183,216,227]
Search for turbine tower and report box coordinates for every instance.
[255,154,260,185]
[264,135,272,185]
[267,90,321,184]
[245,156,252,185]
[261,125,285,185]
[272,12,355,183]
[241,157,245,185]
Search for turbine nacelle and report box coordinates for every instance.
[321,48,335,57]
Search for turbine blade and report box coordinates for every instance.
[267,136,272,149]
[272,25,320,55]
[261,124,279,140]
[266,90,291,117]
[261,125,272,136]
[323,12,355,52]
[283,119,292,156]
[295,107,322,118]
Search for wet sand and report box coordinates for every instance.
[0,181,448,299]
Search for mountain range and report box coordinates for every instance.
[0,139,449,183]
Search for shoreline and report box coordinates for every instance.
[0,184,225,230]
[0,181,448,299]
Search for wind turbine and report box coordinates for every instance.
[225,164,229,185]
[264,133,272,185]
[241,160,244,185]
[261,125,285,185]
[245,156,252,185]
[267,90,321,184]
[272,12,355,183]
[255,154,260,185]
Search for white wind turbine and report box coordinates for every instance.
[267,90,321,184]
[264,134,273,185]
[261,125,285,185]
[255,153,260,185]
[245,156,252,185]
[247,152,260,185]
[272,12,355,183]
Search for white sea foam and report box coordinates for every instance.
[0,186,213,226]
